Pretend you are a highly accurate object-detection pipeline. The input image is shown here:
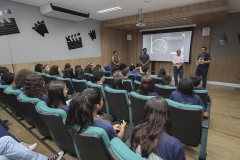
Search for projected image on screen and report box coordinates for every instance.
[143,30,192,62]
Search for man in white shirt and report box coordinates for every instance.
[172,49,185,86]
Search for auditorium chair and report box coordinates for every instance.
[104,71,112,77]
[71,79,88,93]
[194,90,211,113]
[104,86,133,125]
[136,75,142,82]
[129,92,155,125]
[123,79,133,93]
[154,84,176,98]
[89,74,97,83]
[41,74,49,84]
[45,74,58,84]
[0,84,9,107]
[152,76,164,85]
[56,77,75,95]
[104,77,113,87]
[87,82,114,122]
[84,73,90,81]
[17,93,51,139]
[165,99,209,160]
[134,80,141,91]
[36,101,76,155]
[128,74,136,82]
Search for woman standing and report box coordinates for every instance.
[111,51,120,69]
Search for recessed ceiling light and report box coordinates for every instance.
[97,6,122,13]
[127,26,129,27]
[183,18,187,20]
[144,0,151,2]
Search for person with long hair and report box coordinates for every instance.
[43,64,50,74]
[112,76,123,90]
[84,65,92,74]
[74,68,84,80]
[137,75,159,96]
[14,69,32,91]
[66,88,132,141]
[157,68,166,78]
[24,74,48,102]
[169,78,209,117]
[47,81,69,113]
[75,65,81,70]
[49,65,61,77]
[34,64,43,73]
[131,97,185,160]
[63,68,74,79]
[64,63,71,70]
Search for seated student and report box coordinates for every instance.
[34,64,43,73]
[84,65,92,74]
[92,67,100,74]
[189,75,205,90]
[137,75,159,96]
[110,66,120,77]
[25,74,48,102]
[93,70,110,88]
[63,68,74,79]
[75,65,81,70]
[47,81,69,113]
[49,65,61,77]
[169,78,209,117]
[0,67,9,85]
[119,63,127,73]
[74,68,84,80]
[131,97,185,160]
[14,69,32,91]
[43,64,50,74]
[129,65,138,79]
[122,68,133,86]
[139,65,148,76]
[0,136,63,160]
[162,75,174,86]
[1,72,14,87]
[112,76,124,90]
[64,63,71,70]
[65,88,133,142]
[96,64,105,71]
[157,68,166,78]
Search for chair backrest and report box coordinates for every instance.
[152,76,164,85]
[71,79,88,93]
[128,74,135,82]
[41,74,49,84]
[84,73,90,81]
[165,99,203,146]
[89,74,97,83]
[104,77,113,87]
[18,93,51,137]
[129,92,155,125]
[45,74,58,84]
[154,84,176,98]
[36,106,75,155]
[123,80,133,93]
[0,84,8,105]
[194,90,208,110]
[136,75,142,82]
[134,80,141,91]
[104,66,111,72]
[73,126,112,160]
[104,71,112,77]
[104,87,132,124]
[56,77,75,95]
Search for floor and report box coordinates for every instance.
[0,84,240,160]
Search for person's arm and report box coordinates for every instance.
[139,55,144,65]
[180,55,185,66]
[118,57,120,65]
[144,55,150,65]
[198,97,209,118]
[202,60,211,64]
[172,56,177,65]
[112,56,118,65]
[117,120,127,140]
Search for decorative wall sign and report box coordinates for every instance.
[0,18,20,36]
[219,33,229,45]
[88,30,96,41]
[0,9,12,16]
[66,33,83,50]
[32,20,49,37]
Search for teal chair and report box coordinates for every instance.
[129,92,155,125]
[123,79,133,93]
[154,84,176,98]
[194,90,211,113]
[84,73,90,81]
[56,77,75,95]
[104,77,113,87]
[104,86,133,125]
[87,81,114,122]
[136,75,142,82]
[89,74,97,83]
[45,74,58,84]
[71,79,87,93]
[128,74,136,82]
[0,84,10,108]
[104,71,112,77]
[134,80,141,91]
[152,76,164,85]
[165,99,209,160]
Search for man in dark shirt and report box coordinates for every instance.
[139,48,150,66]
[195,47,211,89]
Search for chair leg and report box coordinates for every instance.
[41,136,50,141]
[199,128,208,160]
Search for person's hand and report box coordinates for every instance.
[121,120,127,129]
[113,124,122,131]
[177,65,180,69]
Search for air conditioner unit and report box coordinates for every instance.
[40,3,89,22]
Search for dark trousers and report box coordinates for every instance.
[0,125,19,142]
[174,66,184,86]
[196,69,208,89]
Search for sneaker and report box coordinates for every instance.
[20,142,37,150]
[48,151,64,160]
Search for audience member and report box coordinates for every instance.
[119,63,127,72]
[88,63,95,68]
[74,68,84,80]
[122,68,133,86]
[129,65,138,79]
[162,75,173,86]
[112,76,124,90]
[93,70,109,88]
[75,65,81,70]
[63,68,74,79]
[49,65,61,77]
[169,78,209,117]
[14,69,32,91]
[64,63,71,69]
[137,75,159,96]
[92,67,100,74]
[43,64,50,74]
[131,97,185,160]
[34,64,43,73]
[96,64,105,71]
[47,81,69,113]
[111,66,120,77]
[84,65,92,74]
[189,75,204,90]
[157,68,166,78]
[140,65,148,76]
[1,72,14,86]
[0,67,9,85]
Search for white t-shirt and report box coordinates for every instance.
[172,55,185,67]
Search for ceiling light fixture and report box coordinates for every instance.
[127,26,129,27]
[97,6,122,13]
[144,0,151,2]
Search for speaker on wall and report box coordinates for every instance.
[202,27,210,36]
[127,34,132,40]
[219,33,229,45]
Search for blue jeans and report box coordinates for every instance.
[174,66,184,86]
[196,69,208,89]
[0,136,47,160]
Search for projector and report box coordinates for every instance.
[136,23,145,27]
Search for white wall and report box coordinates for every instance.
[0,0,101,64]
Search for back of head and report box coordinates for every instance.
[178,78,194,95]
[131,97,172,158]
[63,68,74,79]
[74,68,84,80]
[111,66,119,75]
[119,63,127,71]
[158,68,166,78]
[129,65,135,71]
[65,63,71,69]
[163,75,172,85]
[47,81,66,109]
[92,67,100,74]
[0,67,9,76]
[84,66,92,74]
[15,69,32,89]
[49,65,59,76]
[25,74,44,99]
[93,70,104,81]
[35,64,43,73]
[189,75,201,87]
[139,75,154,95]
[1,72,14,85]
[112,76,123,90]
[141,65,148,73]
[96,64,101,68]
[75,65,81,70]
[65,88,102,133]
[122,68,129,77]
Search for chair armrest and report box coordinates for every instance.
[202,117,210,129]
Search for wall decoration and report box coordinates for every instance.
[0,9,12,16]
[66,33,83,50]
[0,18,20,36]
[88,30,96,41]
[219,33,229,45]
[32,20,49,37]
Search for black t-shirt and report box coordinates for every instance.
[197,53,211,71]
[139,54,150,65]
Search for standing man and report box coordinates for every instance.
[172,49,185,86]
[139,48,150,73]
[196,46,211,89]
